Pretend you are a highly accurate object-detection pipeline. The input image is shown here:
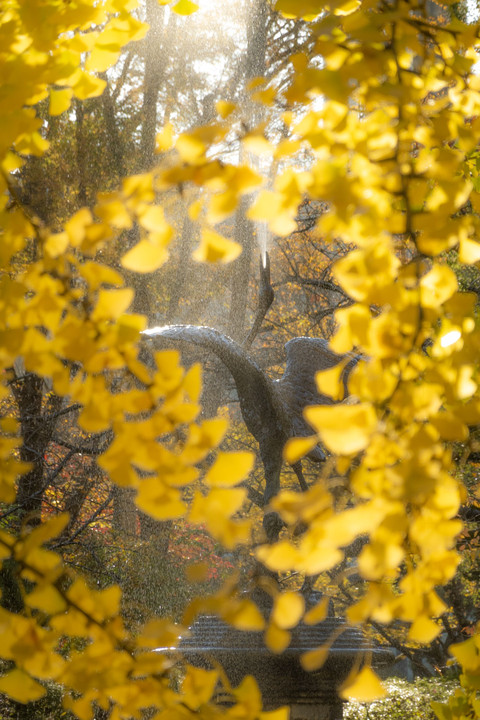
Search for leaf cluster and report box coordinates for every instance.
[2,0,480,715]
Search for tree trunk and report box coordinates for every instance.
[12,373,63,526]
[112,485,138,536]
[166,214,194,323]
[138,0,167,172]
[100,74,127,178]
[245,0,268,81]
[75,99,88,207]
[228,0,268,341]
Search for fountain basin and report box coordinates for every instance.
[180,615,396,718]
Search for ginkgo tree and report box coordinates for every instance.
[2,0,480,718]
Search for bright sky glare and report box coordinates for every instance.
[440,330,461,348]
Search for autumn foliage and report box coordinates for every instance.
[1,0,480,718]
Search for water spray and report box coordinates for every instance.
[257,221,268,269]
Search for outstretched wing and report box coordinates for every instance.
[276,337,357,453]
[143,324,280,441]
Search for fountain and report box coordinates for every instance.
[147,258,395,716]
[256,218,269,270]
[180,592,396,719]
[143,253,358,542]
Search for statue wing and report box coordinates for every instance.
[277,337,358,451]
[143,325,280,442]
[280,337,347,404]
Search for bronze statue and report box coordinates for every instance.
[143,324,357,541]
[143,253,357,540]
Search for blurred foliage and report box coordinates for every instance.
[2,0,480,718]
[344,678,458,720]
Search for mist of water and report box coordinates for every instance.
[247,150,272,269]
[256,221,268,268]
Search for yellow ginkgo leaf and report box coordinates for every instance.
[137,205,169,233]
[304,403,377,455]
[256,540,300,572]
[457,365,477,400]
[207,191,239,223]
[190,488,246,522]
[272,591,304,629]
[15,131,49,157]
[65,207,93,246]
[420,264,458,308]
[122,173,155,202]
[25,584,67,615]
[260,708,289,720]
[21,512,70,550]
[247,190,297,237]
[182,364,202,403]
[304,596,330,625]
[44,232,69,258]
[78,401,112,433]
[334,0,361,14]
[176,133,205,162]
[216,100,236,118]
[0,669,46,703]
[274,0,322,19]
[333,242,399,304]
[136,479,187,520]
[430,412,468,441]
[300,646,329,671]
[156,123,175,152]
[283,436,319,464]
[315,362,347,401]
[339,666,386,702]
[225,599,265,631]
[189,490,251,548]
[193,229,242,263]
[136,618,183,650]
[450,637,480,671]
[205,451,254,487]
[199,418,228,446]
[63,695,94,720]
[154,349,181,377]
[265,622,291,654]
[357,541,405,581]
[459,237,480,264]
[233,675,262,708]
[183,667,218,709]
[243,134,272,155]
[91,288,134,322]
[85,46,120,72]
[408,616,441,643]
[121,240,169,272]
[172,0,199,14]
[72,71,106,100]
[1,151,24,174]
[49,87,73,116]
[95,199,132,229]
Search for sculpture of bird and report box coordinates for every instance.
[143,323,357,541]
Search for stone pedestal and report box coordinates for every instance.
[180,614,395,719]
[289,702,343,720]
